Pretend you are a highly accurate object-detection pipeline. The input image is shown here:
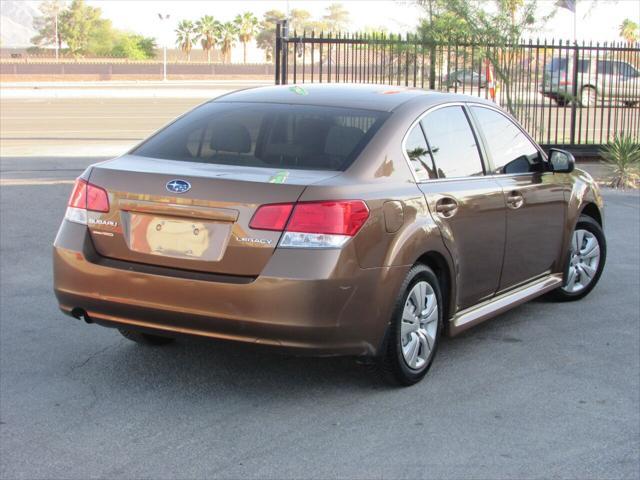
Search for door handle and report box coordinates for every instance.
[435,197,459,218]
[506,190,524,209]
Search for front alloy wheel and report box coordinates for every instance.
[562,229,601,294]
[550,215,606,301]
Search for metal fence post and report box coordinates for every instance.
[275,22,281,84]
[281,20,289,85]
[569,42,580,145]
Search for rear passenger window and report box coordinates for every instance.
[405,124,435,181]
[471,106,541,175]
[420,106,484,178]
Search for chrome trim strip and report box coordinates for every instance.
[448,273,563,337]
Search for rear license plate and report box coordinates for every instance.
[127,213,231,262]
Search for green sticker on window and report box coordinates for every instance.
[289,85,308,96]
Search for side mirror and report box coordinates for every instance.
[549,148,575,173]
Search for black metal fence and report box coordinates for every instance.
[275,23,640,153]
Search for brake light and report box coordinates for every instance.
[249,203,294,231]
[288,201,370,236]
[68,178,87,209]
[250,200,369,249]
[65,178,110,225]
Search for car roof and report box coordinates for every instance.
[213,83,491,112]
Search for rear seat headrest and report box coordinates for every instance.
[324,126,364,158]
[210,122,251,153]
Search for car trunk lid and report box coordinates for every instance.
[85,155,338,276]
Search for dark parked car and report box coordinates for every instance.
[444,69,487,89]
[54,84,606,385]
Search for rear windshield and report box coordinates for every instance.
[133,102,389,171]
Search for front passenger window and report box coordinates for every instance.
[471,106,542,175]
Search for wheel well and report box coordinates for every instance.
[416,251,452,323]
[581,202,602,226]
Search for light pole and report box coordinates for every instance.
[54,11,59,61]
[158,13,171,81]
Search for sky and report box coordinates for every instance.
[85,0,640,44]
[15,0,640,48]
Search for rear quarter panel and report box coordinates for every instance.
[303,97,458,316]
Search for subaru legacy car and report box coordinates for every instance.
[54,84,606,385]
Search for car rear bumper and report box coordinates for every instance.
[53,221,408,357]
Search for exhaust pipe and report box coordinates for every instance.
[70,308,93,324]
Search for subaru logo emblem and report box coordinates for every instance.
[166,179,191,194]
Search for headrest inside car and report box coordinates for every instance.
[325,126,364,158]
[210,122,251,153]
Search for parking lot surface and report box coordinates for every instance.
[0,158,639,478]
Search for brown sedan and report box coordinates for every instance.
[53,84,606,385]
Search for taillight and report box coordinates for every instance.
[249,203,294,231]
[64,178,110,225]
[250,200,369,249]
[287,201,370,236]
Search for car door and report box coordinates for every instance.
[616,61,640,101]
[469,105,566,292]
[412,105,506,310]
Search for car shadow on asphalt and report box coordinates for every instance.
[65,299,541,398]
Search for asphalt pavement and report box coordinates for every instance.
[0,158,639,478]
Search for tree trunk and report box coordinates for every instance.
[207,48,211,64]
[243,42,247,64]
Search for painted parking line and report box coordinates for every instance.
[0,178,76,186]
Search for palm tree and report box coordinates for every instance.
[620,19,638,44]
[322,3,350,32]
[175,19,197,62]
[234,12,259,64]
[256,9,286,62]
[218,21,238,64]
[196,15,220,63]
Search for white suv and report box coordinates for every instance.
[541,57,639,107]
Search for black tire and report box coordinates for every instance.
[377,264,443,386]
[555,96,568,107]
[118,328,175,346]
[549,215,606,302]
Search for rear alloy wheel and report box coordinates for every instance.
[555,96,568,107]
[581,86,597,107]
[118,328,175,346]
[378,264,442,386]
[550,215,606,301]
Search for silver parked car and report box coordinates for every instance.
[540,56,640,107]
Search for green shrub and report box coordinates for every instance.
[599,135,640,189]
